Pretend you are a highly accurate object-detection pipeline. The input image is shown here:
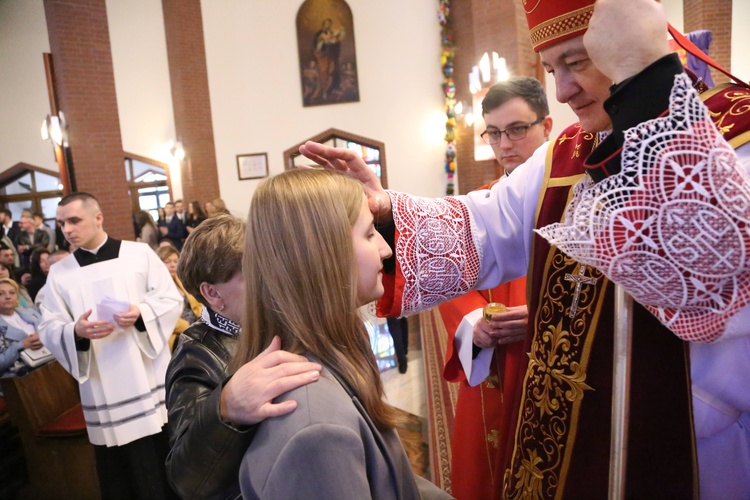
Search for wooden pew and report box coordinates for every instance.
[0,360,101,499]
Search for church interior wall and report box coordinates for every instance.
[1,0,746,219]
[1,0,445,219]
[0,1,55,176]
[106,0,181,198]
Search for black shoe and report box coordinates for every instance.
[398,362,408,374]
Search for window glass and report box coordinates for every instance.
[36,171,61,192]
[7,201,32,220]
[132,159,165,181]
[2,173,33,196]
[41,197,62,221]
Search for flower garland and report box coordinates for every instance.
[438,0,456,195]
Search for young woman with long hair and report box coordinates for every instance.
[234,169,448,499]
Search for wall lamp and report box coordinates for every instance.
[169,139,186,161]
[40,112,69,147]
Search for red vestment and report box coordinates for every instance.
[436,177,529,500]
[437,277,526,500]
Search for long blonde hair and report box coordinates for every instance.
[231,169,400,430]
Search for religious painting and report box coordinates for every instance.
[296,0,360,107]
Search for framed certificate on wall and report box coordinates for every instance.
[237,153,268,180]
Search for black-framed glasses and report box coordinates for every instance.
[480,118,544,145]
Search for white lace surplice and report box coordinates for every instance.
[538,73,750,343]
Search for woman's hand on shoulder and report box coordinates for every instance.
[220,336,322,425]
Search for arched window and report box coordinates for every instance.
[124,153,173,222]
[283,128,387,188]
[0,163,63,225]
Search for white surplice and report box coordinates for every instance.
[39,240,182,446]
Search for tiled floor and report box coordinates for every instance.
[366,319,427,418]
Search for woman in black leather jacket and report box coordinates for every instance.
[164,215,321,499]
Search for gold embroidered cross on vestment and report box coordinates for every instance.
[564,264,598,318]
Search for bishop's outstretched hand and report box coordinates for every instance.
[299,141,393,221]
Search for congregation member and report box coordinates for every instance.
[210,198,229,216]
[300,0,750,496]
[25,246,49,302]
[184,200,206,234]
[165,214,322,499]
[235,169,450,499]
[13,210,34,269]
[155,244,201,352]
[173,199,187,224]
[33,249,70,309]
[0,243,18,273]
[158,202,188,250]
[385,315,409,373]
[134,210,159,250]
[0,277,44,378]
[32,212,56,252]
[1,209,21,245]
[436,76,551,499]
[0,262,33,309]
[39,192,182,499]
[46,248,70,267]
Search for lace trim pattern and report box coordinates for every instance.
[389,192,482,315]
[537,73,750,342]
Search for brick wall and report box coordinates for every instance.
[683,0,733,85]
[162,0,220,206]
[43,0,134,239]
[452,0,539,195]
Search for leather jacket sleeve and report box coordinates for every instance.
[165,323,256,500]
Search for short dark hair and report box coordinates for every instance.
[1,209,11,218]
[177,214,245,308]
[0,243,12,252]
[481,77,549,120]
[59,192,101,209]
[32,212,44,220]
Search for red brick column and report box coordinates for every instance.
[162,0,220,205]
[683,0,733,85]
[452,0,540,194]
[43,0,134,239]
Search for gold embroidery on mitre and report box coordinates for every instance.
[505,250,607,499]
[523,0,542,14]
[529,6,593,50]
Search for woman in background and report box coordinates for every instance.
[0,263,33,309]
[210,198,229,216]
[25,246,49,302]
[185,201,207,234]
[235,169,449,499]
[156,245,201,351]
[135,210,159,250]
[0,278,44,377]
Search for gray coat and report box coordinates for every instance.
[239,365,451,500]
